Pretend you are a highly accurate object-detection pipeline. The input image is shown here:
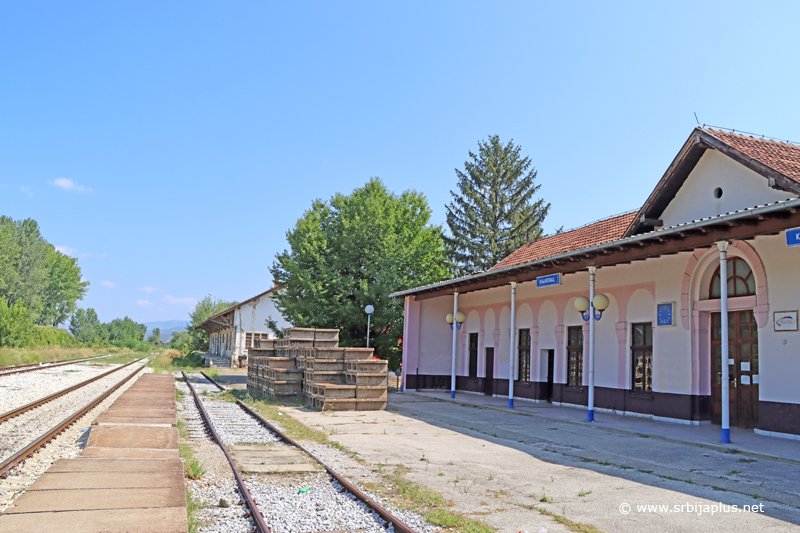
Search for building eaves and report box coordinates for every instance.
[389,197,800,299]
[200,287,276,330]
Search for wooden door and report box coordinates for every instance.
[711,310,759,428]
[484,348,494,396]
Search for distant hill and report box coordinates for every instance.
[144,321,188,342]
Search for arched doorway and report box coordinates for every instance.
[708,257,759,428]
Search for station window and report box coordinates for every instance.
[468,333,478,378]
[710,258,755,298]
[567,326,583,387]
[518,328,531,382]
[631,322,653,392]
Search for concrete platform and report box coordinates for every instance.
[94,408,177,426]
[29,469,184,490]
[86,425,179,449]
[0,507,187,533]
[0,372,186,533]
[81,447,179,459]
[49,458,182,473]
[4,486,185,513]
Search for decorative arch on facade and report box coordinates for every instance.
[681,241,768,329]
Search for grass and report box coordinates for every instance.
[578,489,592,497]
[93,354,142,365]
[0,345,135,367]
[232,390,353,455]
[186,490,204,533]
[149,350,209,373]
[236,390,493,532]
[375,466,493,533]
[531,505,604,533]
[177,418,206,480]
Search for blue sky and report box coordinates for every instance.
[2,2,799,325]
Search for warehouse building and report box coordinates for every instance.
[200,288,292,367]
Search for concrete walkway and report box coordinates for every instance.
[290,392,800,532]
[404,390,800,464]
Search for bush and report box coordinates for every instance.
[0,300,34,347]
[30,326,77,347]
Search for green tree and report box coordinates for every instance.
[168,330,192,354]
[0,217,87,324]
[444,135,551,275]
[37,249,89,326]
[187,296,237,353]
[0,221,20,298]
[1,217,50,317]
[69,307,106,344]
[105,316,147,343]
[147,327,162,345]
[271,178,450,369]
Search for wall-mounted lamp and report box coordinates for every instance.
[574,294,609,322]
[445,311,466,330]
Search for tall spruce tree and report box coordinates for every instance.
[445,135,550,275]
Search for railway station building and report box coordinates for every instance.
[392,127,800,440]
[200,288,292,367]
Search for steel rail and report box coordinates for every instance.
[0,358,144,424]
[0,355,112,377]
[199,371,227,390]
[234,400,416,533]
[181,371,271,533]
[193,372,416,533]
[0,357,150,476]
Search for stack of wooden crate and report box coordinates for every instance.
[246,327,387,410]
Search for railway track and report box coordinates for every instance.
[0,358,143,424]
[181,371,417,533]
[0,357,151,475]
[0,354,113,377]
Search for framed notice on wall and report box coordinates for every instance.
[773,311,798,332]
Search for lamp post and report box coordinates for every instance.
[365,305,374,348]
[574,266,609,423]
[446,302,466,399]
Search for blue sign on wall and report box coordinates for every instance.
[657,302,675,327]
[786,228,800,248]
[536,274,561,288]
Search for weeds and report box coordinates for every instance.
[532,504,603,533]
[578,489,592,497]
[186,490,204,533]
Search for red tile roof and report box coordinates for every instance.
[491,211,638,270]
[703,128,800,184]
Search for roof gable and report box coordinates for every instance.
[624,128,800,236]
